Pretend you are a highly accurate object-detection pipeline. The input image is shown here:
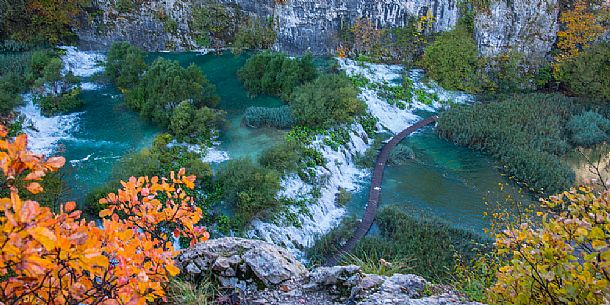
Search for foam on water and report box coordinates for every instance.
[18,95,81,156]
[248,123,371,255]
[168,137,231,164]
[58,46,105,77]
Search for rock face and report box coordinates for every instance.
[76,0,558,59]
[474,0,559,61]
[175,237,308,290]
[176,238,482,305]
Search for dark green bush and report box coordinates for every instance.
[420,27,481,92]
[190,1,237,46]
[290,74,365,128]
[216,158,281,226]
[169,101,226,143]
[258,141,307,174]
[306,216,360,265]
[559,42,610,101]
[126,58,219,127]
[105,42,147,89]
[354,206,487,283]
[243,105,294,129]
[437,93,576,193]
[36,88,84,116]
[237,52,317,100]
[566,111,610,147]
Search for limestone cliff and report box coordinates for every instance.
[76,0,558,59]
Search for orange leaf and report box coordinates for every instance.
[26,182,44,194]
[64,201,76,212]
[165,263,180,277]
[45,157,66,170]
[0,124,7,137]
[28,226,57,251]
[99,209,113,218]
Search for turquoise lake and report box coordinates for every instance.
[54,51,518,234]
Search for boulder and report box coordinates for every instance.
[175,237,308,290]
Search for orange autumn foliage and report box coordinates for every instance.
[554,0,607,75]
[0,125,209,305]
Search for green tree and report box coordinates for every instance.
[290,74,365,128]
[126,58,219,127]
[216,158,280,226]
[105,42,147,89]
[169,101,226,143]
[237,52,317,100]
[420,27,481,92]
[559,42,610,101]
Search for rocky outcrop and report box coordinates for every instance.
[175,237,308,290]
[474,0,559,61]
[176,238,482,305]
[76,0,558,59]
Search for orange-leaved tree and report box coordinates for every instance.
[0,125,209,305]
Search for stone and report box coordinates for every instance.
[474,0,559,61]
[175,237,308,290]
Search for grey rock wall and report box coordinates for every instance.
[474,0,559,61]
[76,0,558,60]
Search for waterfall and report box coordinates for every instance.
[248,58,473,257]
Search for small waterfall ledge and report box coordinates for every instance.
[248,58,472,256]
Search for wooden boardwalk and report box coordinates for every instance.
[324,116,438,266]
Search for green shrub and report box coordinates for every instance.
[352,206,487,283]
[306,216,360,265]
[420,27,481,92]
[216,158,281,226]
[243,105,294,129]
[232,17,276,54]
[191,1,236,46]
[290,74,365,128]
[36,88,83,116]
[237,52,317,100]
[437,93,576,194]
[388,143,415,166]
[126,58,219,127]
[105,42,147,89]
[115,0,136,13]
[169,101,226,143]
[559,42,610,101]
[566,111,610,147]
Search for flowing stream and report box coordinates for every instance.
[19,48,518,254]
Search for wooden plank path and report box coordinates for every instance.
[324,115,438,266]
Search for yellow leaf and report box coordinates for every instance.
[165,263,180,277]
[28,226,56,251]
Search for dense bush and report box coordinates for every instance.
[126,58,219,127]
[169,101,226,143]
[290,74,365,128]
[559,42,610,101]
[105,42,147,89]
[0,50,40,115]
[566,111,610,147]
[232,17,276,54]
[308,207,486,282]
[420,27,481,92]
[36,88,84,115]
[216,158,280,226]
[243,105,294,129]
[237,52,317,100]
[437,93,576,193]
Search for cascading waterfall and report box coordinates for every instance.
[19,47,105,156]
[248,58,472,256]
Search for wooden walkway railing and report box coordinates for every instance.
[324,116,438,266]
